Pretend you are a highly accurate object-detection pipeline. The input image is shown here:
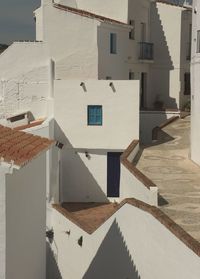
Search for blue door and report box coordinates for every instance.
[107,152,121,197]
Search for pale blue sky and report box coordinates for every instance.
[0,0,40,44]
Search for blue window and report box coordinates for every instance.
[110,33,117,54]
[88,105,102,126]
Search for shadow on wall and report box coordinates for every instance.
[83,219,141,279]
[46,241,62,279]
[54,120,109,203]
[139,112,169,144]
[179,10,191,110]
[150,2,177,109]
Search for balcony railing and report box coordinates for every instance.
[139,42,154,61]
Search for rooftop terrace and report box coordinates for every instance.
[135,116,200,242]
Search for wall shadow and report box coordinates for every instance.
[140,111,169,144]
[46,241,62,279]
[83,219,141,279]
[179,9,191,110]
[54,120,109,203]
[158,193,169,206]
[150,2,177,109]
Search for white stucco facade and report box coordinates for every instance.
[0,153,47,279]
[54,80,139,202]
[49,204,200,279]
[150,2,191,109]
[0,167,10,279]
[34,0,191,110]
[191,0,200,165]
[0,42,50,121]
[0,1,198,278]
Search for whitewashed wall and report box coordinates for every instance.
[54,80,139,149]
[191,0,200,165]
[60,149,110,202]
[120,164,158,205]
[54,80,139,202]
[40,0,151,87]
[24,119,59,204]
[150,2,191,109]
[49,204,200,279]
[140,110,180,144]
[5,154,47,279]
[24,119,60,228]
[0,42,50,120]
[42,4,99,79]
[0,167,10,279]
[53,0,129,22]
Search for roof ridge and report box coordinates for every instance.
[53,198,200,257]
[53,3,130,28]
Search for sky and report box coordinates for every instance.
[0,0,40,44]
[0,0,193,45]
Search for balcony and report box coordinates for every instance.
[139,42,154,61]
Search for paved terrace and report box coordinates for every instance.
[135,116,200,242]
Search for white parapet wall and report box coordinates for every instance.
[48,202,200,279]
[120,140,158,206]
[120,164,158,206]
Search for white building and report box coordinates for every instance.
[0,125,55,279]
[0,0,199,278]
[34,0,191,110]
[191,0,200,165]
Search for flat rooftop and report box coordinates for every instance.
[136,116,200,242]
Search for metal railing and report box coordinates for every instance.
[139,42,154,60]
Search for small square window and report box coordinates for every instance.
[87,105,102,126]
[110,33,117,54]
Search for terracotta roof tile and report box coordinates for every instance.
[53,198,200,257]
[53,3,130,27]
[0,125,55,167]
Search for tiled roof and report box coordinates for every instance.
[0,125,55,167]
[53,198,200,257]
[53,3,131,28]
